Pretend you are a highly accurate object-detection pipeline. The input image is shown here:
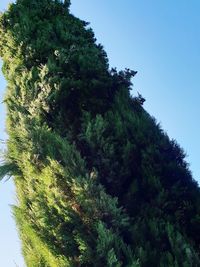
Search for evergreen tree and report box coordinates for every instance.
[0,1,199,266]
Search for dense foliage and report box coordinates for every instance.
[0,0,200,266]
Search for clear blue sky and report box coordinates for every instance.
[0,1,200,266]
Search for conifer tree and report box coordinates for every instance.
[0,1,200,266]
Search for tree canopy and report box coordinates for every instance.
[0,1,200,266]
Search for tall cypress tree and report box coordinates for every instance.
[0,1,199,266]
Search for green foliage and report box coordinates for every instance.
[0,0,200,266]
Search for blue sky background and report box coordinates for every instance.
[0,0,200,266]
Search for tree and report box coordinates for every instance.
[0,1,199,266]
